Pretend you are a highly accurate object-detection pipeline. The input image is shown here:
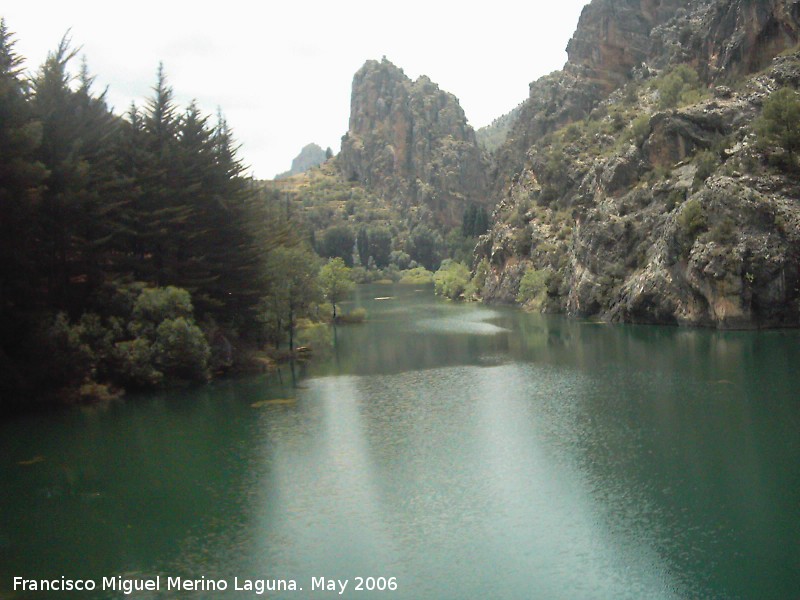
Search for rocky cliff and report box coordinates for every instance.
[338,58,489,229]
[275,143,328,179]
[479,0,800,328]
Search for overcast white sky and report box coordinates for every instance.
[4,1,588,179]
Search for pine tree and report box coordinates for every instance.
[0,19,48,408]
[139,63,190,286]
[357,225,370,267]
[31,37,126,311]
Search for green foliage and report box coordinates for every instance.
[367,225,393,268]
[406,225,442,271]
[755,87,800,162]
[319,257,354,319]
[131,286,193,334]
[337,307,367,324]
[462,204,490,237]
[538,145,572,205]
[433,261,471,300]
[153,317,210,382]
[705,217,737,244]
[43,313,95,392]
[318,224,356,266]
[0,22,311,410]
[262,245,320,350]
[665,189,685,212]
[630,114,651,145]
[398,267,434,285]
[677,198,707,238]
[656,65,702,109]
[465,258,490,299]
[115,286,210,387]
[390,250,412,270]
[517,268,552,308]
[513,225,533,256]
[693,149,719,186]
[445,228,478,265]
[114,338,163,388]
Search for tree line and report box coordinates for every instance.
[0,21,320,413]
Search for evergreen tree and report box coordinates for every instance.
[139,63,188,286]
[205,111,272,323]
[367,226,392,268]
[462,204,477,237]
[319,224,355,266]
[357,225,370,267]
[474,206,489,236]
[31,39,126,310]
[407,224,442,271]
[0,19,48,409]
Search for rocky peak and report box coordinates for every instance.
[339,58,489,228]
[275,143,328,179]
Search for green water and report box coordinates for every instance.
[2,284,799,599]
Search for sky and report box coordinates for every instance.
[3,1,589,179]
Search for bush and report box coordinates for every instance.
[338,307,367,323]
[465,259,490,300]
[630,114,651,145]
[130,286,194,338]
[399,267,434,285]
[517,268,552,308]
[705,218,737,244]
[153,317,211,382]
[755,87,800,163]
[389,250,412,270]
[656,65,701,109]
[114,338,163,388]
[433,261,471,300]
[677,198,707,238]
[693,149,719,186]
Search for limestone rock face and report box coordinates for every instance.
[339,58,489,228]
[567,0,693,89]
[701,0,800,76]
[479,0,800,328]
[497,0,800,192]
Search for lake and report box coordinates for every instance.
[2,284,799,599]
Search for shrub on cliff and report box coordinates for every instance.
[756,87,800,166]
[656,65,702,109]
[517,268,552,309]
[434,261,470,300]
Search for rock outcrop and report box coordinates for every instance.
[566,0,693,88]
[339,58,489,228]
[479,0,800,329]
[275,143,328,179]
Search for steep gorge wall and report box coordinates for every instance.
[480,0,800,328]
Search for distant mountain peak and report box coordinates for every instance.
[275,143,329,180]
